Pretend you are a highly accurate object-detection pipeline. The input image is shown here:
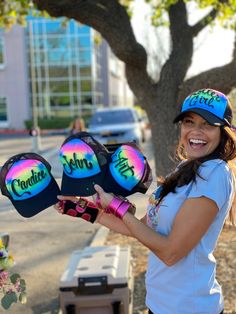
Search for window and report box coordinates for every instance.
[76,25,90,35]
[27,18,96,119]
[45,21,67,35]
[0,35,5,67]
[0,97,7,122]
[90,109,136,126]
[80,80,92,92]
[46,36,69,50]
[50,95,70,107]
[48,66,70,78]
[49,80,70,94]
[79,50,91,64]
[78,36,91,49]
[81,94,92,105]
[80,66,91,77]
[48,50,70,64]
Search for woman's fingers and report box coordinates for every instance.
[55,195,79,214]
[57,195,79,202]
[54,201,64,214]
[94,184,113,208]
[56,190,113,215]
[94,184,104,195]
[94,185,106,208]
[92,194,97,204]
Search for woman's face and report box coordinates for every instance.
[180,112,221,159]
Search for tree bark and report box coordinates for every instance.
[33,0,236,176]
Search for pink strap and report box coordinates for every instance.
[115,201,130,218]
[106,197,123,214]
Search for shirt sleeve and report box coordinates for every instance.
[187,160,233,211]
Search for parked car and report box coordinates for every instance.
[88,107,146,145]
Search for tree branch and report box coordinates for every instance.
[33,0,148,69]
[191,8,218,36]
[191,0,230,36]
[179,36,236,102]
[159,0,193,89]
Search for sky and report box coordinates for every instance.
[131,0,235,78]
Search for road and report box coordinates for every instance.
[0,132,155,314]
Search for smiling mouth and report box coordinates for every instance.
[189,138,207,147]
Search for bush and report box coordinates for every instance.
[25,113,93,130]
[25,117,76,130]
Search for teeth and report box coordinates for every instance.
[189,139,207,144]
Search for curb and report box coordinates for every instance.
[89,226,110,247]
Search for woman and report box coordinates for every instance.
[57,88,236,314]
[68,117,85,135]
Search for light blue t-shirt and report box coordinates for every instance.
[146,159,235,314]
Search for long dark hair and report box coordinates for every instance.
[157,126,236,225]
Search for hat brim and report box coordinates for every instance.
[61,172,106,197]
[11,177,61,218]
[173,108,225,126]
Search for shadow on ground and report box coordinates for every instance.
[32,298,59,314]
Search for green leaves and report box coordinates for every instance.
[19,279,27,291]
[10,273,21,284]
[0,237,27,310]
[1,0,236,30]
[19,292,27,304]
[0,289,27,310]
[0,273,27,309]
[145,0,236,28]
[0,0,34,28]
[1,291,17,310]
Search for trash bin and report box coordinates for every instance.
[59,245,133,314]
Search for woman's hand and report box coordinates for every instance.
[93,184,114,209]
[94,185,136,217]
[54,195,99,223]
[54,195,80,214]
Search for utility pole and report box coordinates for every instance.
[29,20,41,153]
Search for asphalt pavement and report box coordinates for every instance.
[0,133,155,314]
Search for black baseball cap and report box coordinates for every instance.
[173,88,233,126]
[59,131,109,196]
[0,152,61,218]
[102,142,152,197]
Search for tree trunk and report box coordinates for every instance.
[145,91,179,177]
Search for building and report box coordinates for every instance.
[0,17,133,130]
